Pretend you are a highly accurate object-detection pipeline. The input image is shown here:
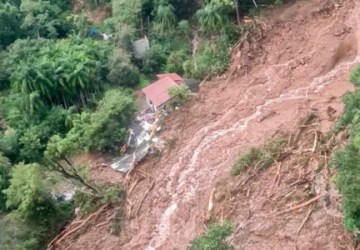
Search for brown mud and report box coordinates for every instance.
[58,0,360,249]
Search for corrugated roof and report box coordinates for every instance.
[156,73,183,83]
[142,77,178,107]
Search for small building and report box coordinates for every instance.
[156,73,184,85]
[142,76,180,111]
[133,36,150,59]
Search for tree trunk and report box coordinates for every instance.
[62,92,68,109]
[54,159,103,197]
[252,0,258,8]
[234,0,241,25]
[80,90,86,108]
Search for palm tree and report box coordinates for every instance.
[11,63,36,95]
[9,37,107,109]
[156,3,176,34]
[196,1,224,35]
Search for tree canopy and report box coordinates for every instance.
[0,0,283,248]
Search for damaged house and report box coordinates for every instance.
[142,73,184,111]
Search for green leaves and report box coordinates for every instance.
[156,3,176,34]
[350,65,360,87]
[334,65,360,237]
[4,163,48,219]
[19,0,69,39]
[0,3,22,48]
[168,84,191,106]
[196,1,226,35]
[334,145,360,232]
[85,88,135,150]
[45,88,135,161]
[107,48,140,87]
[187,222,235,250]
[111,0,142,27]
[7,37,109,108]
[0,153,11,211]
[0,129,20,161]
[1,162,74,250]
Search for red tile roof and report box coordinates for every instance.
[156,73,183,83]
[142,77,178,107]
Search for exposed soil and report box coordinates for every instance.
[57,0,360,249]
[71,0,110,24]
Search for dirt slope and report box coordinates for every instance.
[61,0,360,249]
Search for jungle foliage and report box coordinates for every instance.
[0,0,285,249]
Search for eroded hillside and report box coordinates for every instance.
[59,0,360,249]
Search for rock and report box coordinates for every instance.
[333,27,346,37]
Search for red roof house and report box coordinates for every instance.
[156,73,183,84]
[142,77,178,109]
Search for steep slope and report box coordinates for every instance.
[61,0,360,249]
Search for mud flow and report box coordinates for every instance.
[58,0,360,249]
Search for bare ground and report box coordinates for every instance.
[71,0,110,24]
[57,0,360,249]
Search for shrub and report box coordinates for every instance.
[47,88,135,154]
[334,90,360,131]
[230,147,262,176]
[141,43,168,75]
[111,0,142,27]
[231,136,287,176]
[86,0,111,9]
[168,85,191,106]
[0,215,46,250]
[350,65,360,87]
[333,65,360,238]
[4,163,54,219]
[2,163,74,250]
[185,35,232,79]
[112,23,136,51]
[186,222,235,250]
[74,184,125,215]
[0,153,11,211]
[108,50,140,87]
[0,3,22,48]
[166,49,189,74]
[334,145,360,233]
[83,88,135,151]
[0,129,20,161]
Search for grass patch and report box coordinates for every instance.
[230,136,287,176]
[186,222,235,250]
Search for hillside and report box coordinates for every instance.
[54,0,360,249]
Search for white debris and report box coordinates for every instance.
[101,33,113,40]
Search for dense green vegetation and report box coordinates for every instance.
[334,65,360,237]
[0,0,283,249]
[168,84,191,106]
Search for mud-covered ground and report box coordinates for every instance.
[58,0,360,249]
